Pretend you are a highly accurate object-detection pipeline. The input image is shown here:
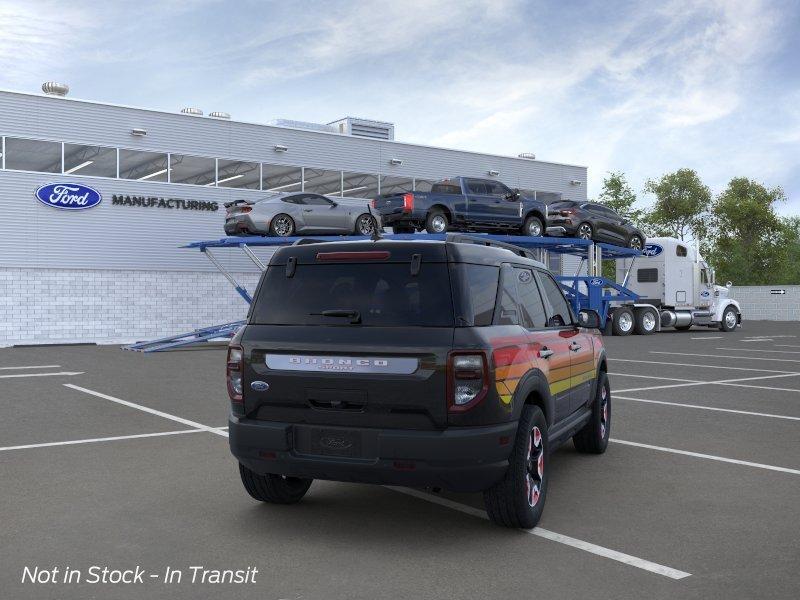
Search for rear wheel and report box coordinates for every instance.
[522,215,544,237]
[269,214,295,237]
[634,308,657,335]
[354,213,378,236]
[573,372,610,454]
[612,307,634,336]
[577,222,593,240]
[720,306,738,332]
[484,405,548,529]
[425,209,449,234]
[239,464,312,504]
[628,235,644,250]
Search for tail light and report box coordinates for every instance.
[371,198,377,208]
[560,209,575,216]
[447,351,489,412]
[238,206,252,213]
[402,193,414,212]
[227,345,244,406]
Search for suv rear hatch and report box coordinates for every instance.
[241,242,454,429]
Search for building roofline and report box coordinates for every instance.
[0,88,588,171]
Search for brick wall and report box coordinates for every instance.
[0,268,260,346]
[728,286,800,322]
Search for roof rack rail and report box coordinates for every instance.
[446,233,538,260]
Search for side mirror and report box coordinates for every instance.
[330,202,338,208]
[578,310,601,329]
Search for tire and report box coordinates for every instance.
[719,306,738,332]
[522,215,544,237]
[392,225,415,234]
[238,463,312,504]
[611,307,634,336]
[269,214,295,237]
[425,209,449,234]
[354,213,378,236]
[484,405,549,529]
[628,235,644,250]
[576,222,593,240]
[573,372,610,454]
[634,308,657,335]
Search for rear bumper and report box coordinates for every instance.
[229,415,516,492]
[374,207,421,226]
[224,215,269,236]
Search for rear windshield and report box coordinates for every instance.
[431,181,462,194]
[250,263,454,327]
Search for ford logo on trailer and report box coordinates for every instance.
[588,278,603,286]
[641,243,663,257]
[35,183,102,210]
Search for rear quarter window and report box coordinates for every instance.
[450,264,499,326]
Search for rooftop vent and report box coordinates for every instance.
[180,107,203,116]
[518,152,536,160]
[328,117,395,141]
[268,119,337,134]
[209,111,230,119]
[42,82,69,97]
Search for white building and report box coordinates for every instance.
[0,86,587,346]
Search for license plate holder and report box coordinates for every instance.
[294,427,363,459]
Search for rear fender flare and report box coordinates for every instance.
[511,369,555,428]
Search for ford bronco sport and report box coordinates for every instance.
[228,235,610,528]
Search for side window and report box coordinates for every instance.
[537,272,573,327]
[514,268,547,329]
[676,245,688,257]
[304,194,334,206]
[494,266,520,326]
[282,195,303,205]
[700,269,709,284]
[466,180,488,195]
[486,181,511,197]
[454,264,499,326]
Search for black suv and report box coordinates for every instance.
[547,200,646,249]
[228,235,610,528]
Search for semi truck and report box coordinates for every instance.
[607,237,742,335]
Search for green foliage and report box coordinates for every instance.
[643,169,711,241]
[597,172,644,226]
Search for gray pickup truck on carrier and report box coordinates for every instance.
[371,177,552,237]
[227,235,610,528]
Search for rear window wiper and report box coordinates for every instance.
[311,309,362,324]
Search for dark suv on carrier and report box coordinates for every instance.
[227,235,610,528]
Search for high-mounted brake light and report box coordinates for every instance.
[447,351,489,413]
[227,345,244,405]
[402,193,414,212]
[316,251,390,261]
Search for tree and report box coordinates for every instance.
[706,178,793,285]
[597,171,644,225]
[643,169,711,241]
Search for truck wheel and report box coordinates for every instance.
[522,215,544,237]
[634,308,657,335]
[484,405,548,529]
[269,214,295,237]
[719,306,738,332]
[573,372,610,454]
[238,464,312,504]
[611,308,634,336]
[425,210,449,234]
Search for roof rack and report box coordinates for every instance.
[445,233,538,260]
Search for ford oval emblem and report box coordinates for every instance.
[642,243,663,257]
[319,436,352,450]
[589,278,603,286]
[250,381,269,392]
[35,183,102,210]
[700,290,710,298]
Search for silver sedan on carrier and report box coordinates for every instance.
[224,192,380,237]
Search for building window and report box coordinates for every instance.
[341,172,379,198]
[304,168,342,196]
[4,137,61,173]
[119,149,169,182]
[378,175,413,195]
[169,154,216,186]
[414,178,436,192]
[217,159,260,189]
[262,164,302,193]
[63,143,117,177]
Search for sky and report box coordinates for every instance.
[1,0,799,213]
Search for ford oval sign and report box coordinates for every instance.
[588,278,604,286]
[642,243,663,257]
[35,183,102,210]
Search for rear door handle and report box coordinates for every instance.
[539,347,554,359]
[303,209,313,212]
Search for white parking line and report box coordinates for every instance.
[610,358,798,374]
[614,372,800,394]
[609,373,701,383]
[0,371,84,379]
[716,347,800,354]
[0,365,62,370]
[615,395,800,422]
[690,336,723,340]
[64,384,229,438]
[387,487,691,580]
[650,351,800,364]
[611,439,800,475]
[0,429,204,453]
